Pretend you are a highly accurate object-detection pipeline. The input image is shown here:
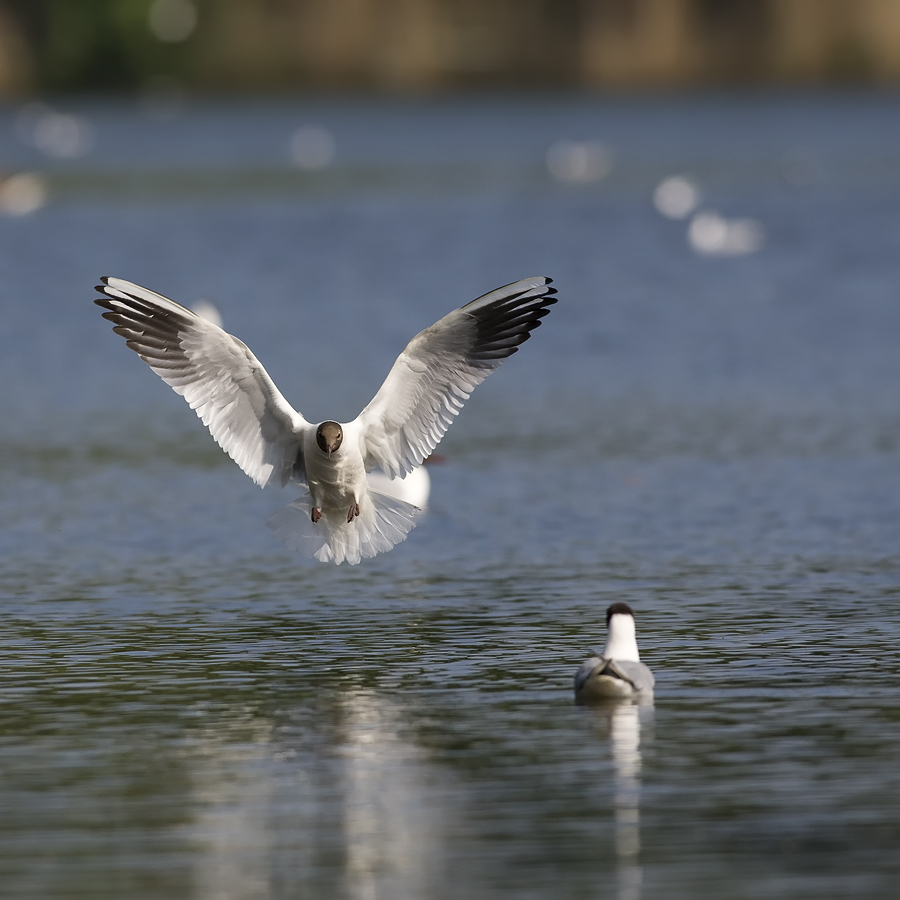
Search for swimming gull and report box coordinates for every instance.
[95,276,557,565]
[574,603,655,704]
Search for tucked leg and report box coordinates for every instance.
[311,507,322,524]
[347,502,360,523]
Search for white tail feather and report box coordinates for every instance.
[267,489,419,565]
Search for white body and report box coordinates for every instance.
[267,420,421,565]
[303,420,367,514]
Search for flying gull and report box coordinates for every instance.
[95,276,557,565]
[574,603,655,704]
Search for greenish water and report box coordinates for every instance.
[1,92,899,898]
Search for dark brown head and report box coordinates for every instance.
[316,421,343,457]
[606,602,634,628]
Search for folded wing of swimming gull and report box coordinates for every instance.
[357,277,556,478]
[94,277,308,489]
[575,657,655,696]
[574,655,604,695]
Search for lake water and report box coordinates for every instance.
[1,91,899,899]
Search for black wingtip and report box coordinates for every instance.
[95,276,113,298]
[534,277,557,302]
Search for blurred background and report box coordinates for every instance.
[2,0,900,94]
[2,3,900,900]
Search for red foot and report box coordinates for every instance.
[347,502,360,523]
[311,507,322,524]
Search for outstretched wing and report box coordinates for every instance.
[95,276,307,488]
[356,277,557,478]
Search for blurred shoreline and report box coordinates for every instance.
[2,0,900,97]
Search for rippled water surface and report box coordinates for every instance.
[1,92,899,899]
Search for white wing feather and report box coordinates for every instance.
[95,277,307,488]
[356,276,557,478]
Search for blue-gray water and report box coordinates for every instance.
[1,92,899,899]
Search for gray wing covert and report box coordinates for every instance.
[606,659,655,693]
[574,656,603,694]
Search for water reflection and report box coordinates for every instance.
[289,125,337,170]
[687,209,765,256]
[653,175,700,220]
[0,172,47,216]
[186,718,279,900]
[592,701,652,900]
[610,703,643,900]
[340,690,447,900]
[14,102,94,159]
[179,693,449,900]
[546,139,612,183]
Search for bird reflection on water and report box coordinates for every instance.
[340,689,449,900]
[588,700,653,900]
[178,692,453,899]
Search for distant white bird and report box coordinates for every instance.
[190,299,223,329]
[574,603,655,704]
[95,276,557,565]
[366,463,432,510]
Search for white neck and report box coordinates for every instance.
[602,613,640,662]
